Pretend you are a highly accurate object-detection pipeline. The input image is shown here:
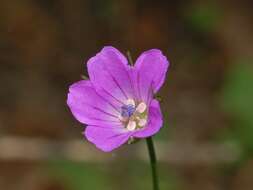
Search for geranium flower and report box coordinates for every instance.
[67,46,169,152]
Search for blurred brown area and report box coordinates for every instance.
[0,0,253,190]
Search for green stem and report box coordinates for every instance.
[146,137,159,190]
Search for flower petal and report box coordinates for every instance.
[134,49,169,103]
[133,99,163,138]
[87,46,135,107]
[67,80,122,127]
[84,126,131,152]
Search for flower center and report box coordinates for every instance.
[120,99,148,131]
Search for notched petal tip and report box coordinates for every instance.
[87,46,135,104]
[101,46,121,52]
[141,49,162,56]
[133,48,169,102]
[100,46,128,65]
[68,80,92,91]
[67,79,122,126]
[139,48,170,67]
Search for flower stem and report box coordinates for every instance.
[146,137,159,190]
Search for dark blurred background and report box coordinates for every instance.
[0,0,253,189]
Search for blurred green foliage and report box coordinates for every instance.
[221,61,253,156]
[184,1,221,32]
[130,162,178,190]
[47,160,111,190]
[47,160,179,190]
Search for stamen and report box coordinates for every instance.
[136,102,147,113]
[127,121,136,131]
[138,119,147,127]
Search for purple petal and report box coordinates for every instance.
[133,49,169,103]
[87,46,135,107]
[133,99,163,138]
[67,80,122,127]
[84,126,131,152]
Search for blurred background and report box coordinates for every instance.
[0,0,253,189]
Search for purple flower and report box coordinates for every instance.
[67,46,169,152]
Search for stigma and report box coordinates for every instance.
[119,99,148,131]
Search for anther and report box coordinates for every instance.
[138,119,147,127]
[136,102,147,113]
[127,121,136,131]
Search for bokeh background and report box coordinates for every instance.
[1,0,253,189]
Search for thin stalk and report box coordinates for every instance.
[127,51,134,66]
[146,137,159,190]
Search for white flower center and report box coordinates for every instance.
[120,99,148,131]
